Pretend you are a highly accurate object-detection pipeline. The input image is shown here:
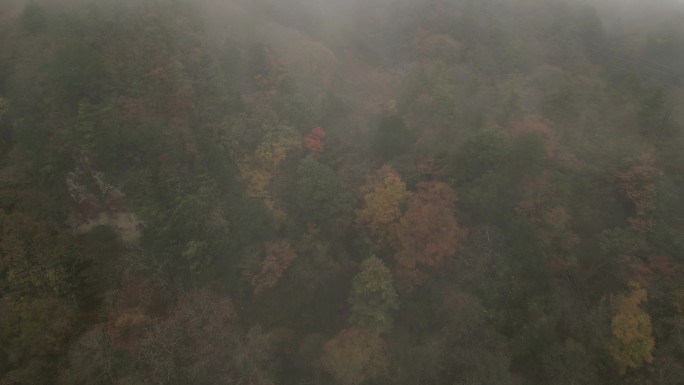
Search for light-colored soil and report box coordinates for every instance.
[75,211,142,245]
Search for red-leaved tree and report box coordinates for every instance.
[303,126,326,157]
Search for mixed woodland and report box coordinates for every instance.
[1,0,684,384]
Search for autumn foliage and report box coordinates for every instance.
[508,117,558,158]
[356,169,467,290]
[3,1,684,384]
[321,328,388,385]
[106,278,166,354]
[137,290,240,384]
[356,166,411,245]
[617,151,661,233]
[248,239,298,295]
[607,282,655,375]
[391,181,468,290]
[303,126,326,157]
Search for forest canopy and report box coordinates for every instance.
[1,0,684,384]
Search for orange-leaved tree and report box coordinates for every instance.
[248,239,298,295]
[321,328,388,385]
[391,181,468,290]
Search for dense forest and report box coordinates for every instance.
[1,0,684,383]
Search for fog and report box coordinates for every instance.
[1,0,684,384]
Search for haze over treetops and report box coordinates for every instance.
[1,0,684,384]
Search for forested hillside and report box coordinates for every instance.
[1,0,684,384]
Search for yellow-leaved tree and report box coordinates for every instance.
[607,282,655,375]
[238,124,300,220]
[356,165,411,246]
